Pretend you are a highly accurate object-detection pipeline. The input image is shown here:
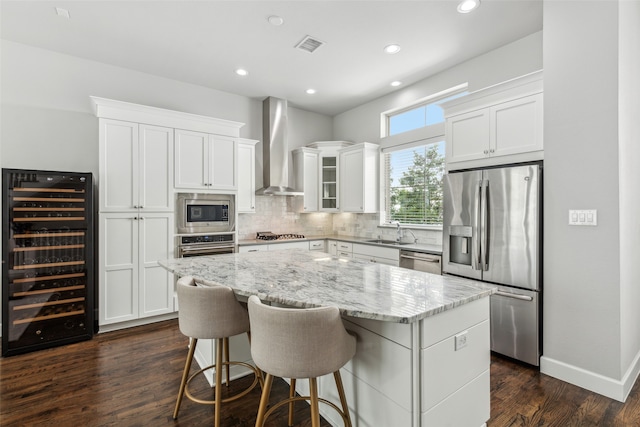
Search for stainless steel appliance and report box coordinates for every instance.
[2,168,95,356]
[177,233,235,258]
[399,250,442,275]
[443,162,542,365]
[176,193,235,234]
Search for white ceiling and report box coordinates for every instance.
[1,0,543,116]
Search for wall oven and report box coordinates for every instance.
[176,193,235,234]
[177,233,235,258]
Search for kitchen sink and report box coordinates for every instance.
[364,239,412,245]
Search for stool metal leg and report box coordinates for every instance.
[255,373,274,427]
[223,337,230,386]
[173,337,197,419]
[334,370,352,427]
[309,377,320,427]
[214,337,223,427]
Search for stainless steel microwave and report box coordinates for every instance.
[176,193,235,234]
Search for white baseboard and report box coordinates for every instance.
[540,349,640,402]
[98,312,178,333]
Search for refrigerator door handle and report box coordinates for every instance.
[480,179,489,271]
[494,290,534,302]
[472,180,482,271]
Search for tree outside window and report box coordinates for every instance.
[384,141,445,226]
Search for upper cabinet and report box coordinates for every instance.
[442,71,543,170]
[99,119,173,212]
[237,138,259,213]
[307,141,353,212]
[338,142,379,213]
[174,130,236,191]
[292,147,320,212]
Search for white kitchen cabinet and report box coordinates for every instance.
[327,240,338,256]
[99,119,174,212]
[99,212,174,325]
[443,70,543,169]
[237,138,258,213]
[309,240,326,251]
[174,129,236,191]
[92,97,247,330]
[307,141,353,212]
[352,243,400,266]
[292,147,320,212]
[338,142,379,213]
[335,241,353,259]
[240,240,324,253]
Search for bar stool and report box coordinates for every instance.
[173,276,261,427]
[247,295,357,427]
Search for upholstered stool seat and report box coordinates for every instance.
[173,276,261,427]
[247,295,357,427]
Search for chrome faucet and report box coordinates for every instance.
[392,221,403,242]
[391,221,418,244]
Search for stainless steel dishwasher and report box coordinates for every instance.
[399,250,442,274]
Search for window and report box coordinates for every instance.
[387,90,467,136]
[380,85,467,227]
[383,139,445,226]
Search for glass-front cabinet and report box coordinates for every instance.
[308,141,352,212]
[321,156,337,210]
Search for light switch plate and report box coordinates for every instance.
[569,209,597,226]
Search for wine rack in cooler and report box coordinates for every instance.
[2,169,95,356]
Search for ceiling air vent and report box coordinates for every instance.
[295,35,325,53]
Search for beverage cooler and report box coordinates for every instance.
[2,168,96,357]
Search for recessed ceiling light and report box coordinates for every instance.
[55,7,70,18]
[390,81,402,87]
[457,0,480,13]
[268,15,284,26]
[306,89,316,95]
[235,68,248,76]
[384,44,401,54]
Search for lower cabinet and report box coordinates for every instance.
[238,241,312,253]
[99,212,175,326]
[352,243,399,266]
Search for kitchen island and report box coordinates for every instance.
[160,249,495,427]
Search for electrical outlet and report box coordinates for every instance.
[455,331,468,351]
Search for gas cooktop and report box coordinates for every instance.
[256,231,305,241]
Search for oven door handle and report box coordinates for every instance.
[179,245,235,256]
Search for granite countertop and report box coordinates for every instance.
[238,234,443,255]
[159,249,494,324]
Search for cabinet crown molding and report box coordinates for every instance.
[441,70,543,117]
[90,96,245,137]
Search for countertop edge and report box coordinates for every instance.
[238,234,442,255]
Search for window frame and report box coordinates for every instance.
[378,84,468,229]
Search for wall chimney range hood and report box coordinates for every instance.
[255,96,302,196]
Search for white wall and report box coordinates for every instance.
[0,40,333,188]
[541,0,640,402]
[330,31,543,245]
[618,0,640,390]
[333,31,543,144]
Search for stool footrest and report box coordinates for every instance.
[185,361,261,405]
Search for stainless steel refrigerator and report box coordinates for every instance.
[443,162,542,366]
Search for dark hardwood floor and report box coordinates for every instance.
[1,319,639,426]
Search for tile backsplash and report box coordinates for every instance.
[238,196,442,246]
